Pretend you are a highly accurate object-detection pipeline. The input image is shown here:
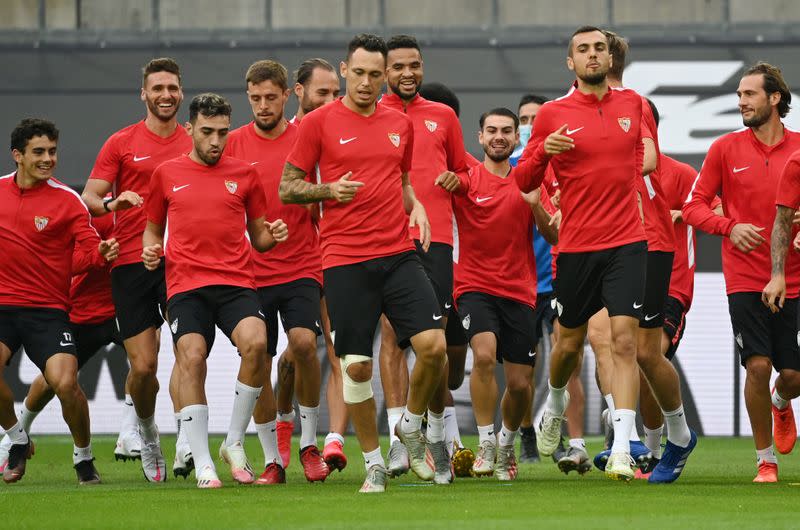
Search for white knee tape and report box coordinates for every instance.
[340,355,373,404]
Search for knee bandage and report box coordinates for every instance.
[340,355,373,404]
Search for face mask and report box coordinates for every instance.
[519,124,532,147]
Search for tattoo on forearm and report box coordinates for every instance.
[279,162,332,204]
[772,205,793,274]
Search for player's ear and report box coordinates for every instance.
[339,61,347,79]
[184,121,193,135]
[566,56,575,72]
[11,149,22,165]
[140,87,146,102]
[293,82,303,99]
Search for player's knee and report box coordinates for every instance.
[505,372,531,396]
[745,356,772,381]
[129,354,158,378]
[778,368,800,390]
[340,355,373,404]
[414,331,446,365]
[178,348,206,376]
[471,349,496,374]
[290,334,317,363]
[50,373,80,399]
[612,334,637,359]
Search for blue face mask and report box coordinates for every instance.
[519,124,532,147]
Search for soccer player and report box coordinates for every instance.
[525,26,652,482]
[689,62,800,483]
[280,33,446,493]
[0,118,118,484]
[377,34,469,484]
[290,58,341,123]
[226,60,328,484]
[142,93,287,488]
[81,58,193,481]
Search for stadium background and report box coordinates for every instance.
[3,0,800,437]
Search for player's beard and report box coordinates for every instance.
[742,104,772,128]
[255,112,283,132]
[577,63,608,86]
[483,141,513,162]
[389,78,419,101]
[300,93,317,115]
[146,96,180,122]
[197,147,222,166]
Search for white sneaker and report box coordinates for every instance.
[140,431,166,483]
[387,440,410,478]
[219,441,255,484]
[0,433,11,472]
[494,445,518,481]
[114,431,142,462]
[173,441,194,479]
[196,464,222,489]
[471,439,497,476]
[429,440,453,484]
[394,425,434,481]
[359,464,388,493]
[536,391,569,457]
[605,452,635,482]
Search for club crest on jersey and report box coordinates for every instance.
[34,216,49,232]
[225,180,238,194]
[618,117,632,133]
[425,120,438,132]
[171,318,179,334]
[388,133,401,147]
[462,314,471,330]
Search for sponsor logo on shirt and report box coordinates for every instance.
[388,133,401,148]
[225,180,238,194]
[425,120,438,132]
[618,117,632,133]
[34,216,49,232]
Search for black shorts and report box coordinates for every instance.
[0,306,77,372]
[555,241,647,329]
[72,318,122,368]
[324,251,442,357]
[728,292,800,370]
[257,278,322,357]
[662,296,688,360]
[111,262,167,340]
[456,292,538,366]
[414,240,453,314]
[166,285,264,354]
[640,251,674,329]
[445,305,468,346]
[533,291,556,342]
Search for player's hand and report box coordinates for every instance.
[110,190,143,211]
[671,209,683,223]
[330,171,364,203]
[521,188,541,207]
[549,209,562,230]
[98,238,119,262]
[793,210,800,225]
[729,223,765,253]
[762,275,787,313]
[551,189,561,209]
[409,200,431,252]
[544,124,574,156]
[794,232,800,251]
[142,243,163,271]
[435,171,461,192]
[266,218,289,243]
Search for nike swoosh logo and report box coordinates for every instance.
[528,351,535,357]
[444,302,452,309]
[733,166,749,173]
[173,184,190,192]
[644,313,660,322]
[301,414,307,419]
[433,314,443,320]
[184,417,193,422]
[566,127,584,135]
[614,418,621,422]
[59,341,74,347]
[133,155,151,162]
[250,161,259,166]
[633,302,643,309]
[339,137,357,144]
[476,196,493,203]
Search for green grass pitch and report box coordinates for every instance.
[5,435,800,529]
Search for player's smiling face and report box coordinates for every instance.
[737,74,777,128]
[386,47,423,101]
[13,135,57,183]
[568,31,611,85]
[341,48,386,109]
[479,114,518,162]
[297,67,340,114]
[187,113,230,166]
[141,71,183,122]
[247,79,289,132]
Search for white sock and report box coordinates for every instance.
[298,405,319,449]
[499,424,517,447]
[477,424,496,445]
[138,415,159,444]
[444,406,462,452]
[182,404,213,472]
[6,421,29,445]
[604,394,615,425]
[387,407,404,443]
[400,410,424,434]
[19,404,39,433]
[427,409,445,443]
[277,409,296,423]
[121,394,137,434]
[569,438,586,451]
[610,409,635,455]
[756,445,778,465]
[325,432,344,447]
[772,388,790,410]
[644,424,664,459]
[629,422,641,442]
[545,381,568,416]
[363,447,385,471]
[73,444,93,465]
[176,412,189,446]
[225,381,261,447]
[255,420,283,467]
[663,405,691,448]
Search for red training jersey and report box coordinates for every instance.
[683,126,800,295]
[380,93,468,246]
[89,121,192,268]
[522,85,646,253]
[70,213,115,324]
[226,122,323,287]
[286,98,415,269]
[638,98,675,252]
[0,173,101,312]
[147,155,267,299]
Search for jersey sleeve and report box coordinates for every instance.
[542,165,558,197]
[445,110,468,173]
[286,114,323,175]
[776,154,800,209]
[516,106,553,192]
[682,140,736,236]
[401,118,414,173]
[88,134,122,183]
[70,204,103,275]
[146,166,168,226]
[246,168,268,221]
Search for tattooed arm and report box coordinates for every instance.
[279,162,363,204]
[762,205,795,312]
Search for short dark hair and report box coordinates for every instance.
[646,98,660,127]
[419,82,460,117]
[743,61,792,118]
[245,60,288,90]
[604,30,629,80]
[11,118,59,153]
[346,33,388,62]
[142,57,181,87]
[387,34,421,53]
[568,25,606,56]
[189,93,232,123]
[479,107,519,130]
[518,94,549,111]
[294,58,336,86]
